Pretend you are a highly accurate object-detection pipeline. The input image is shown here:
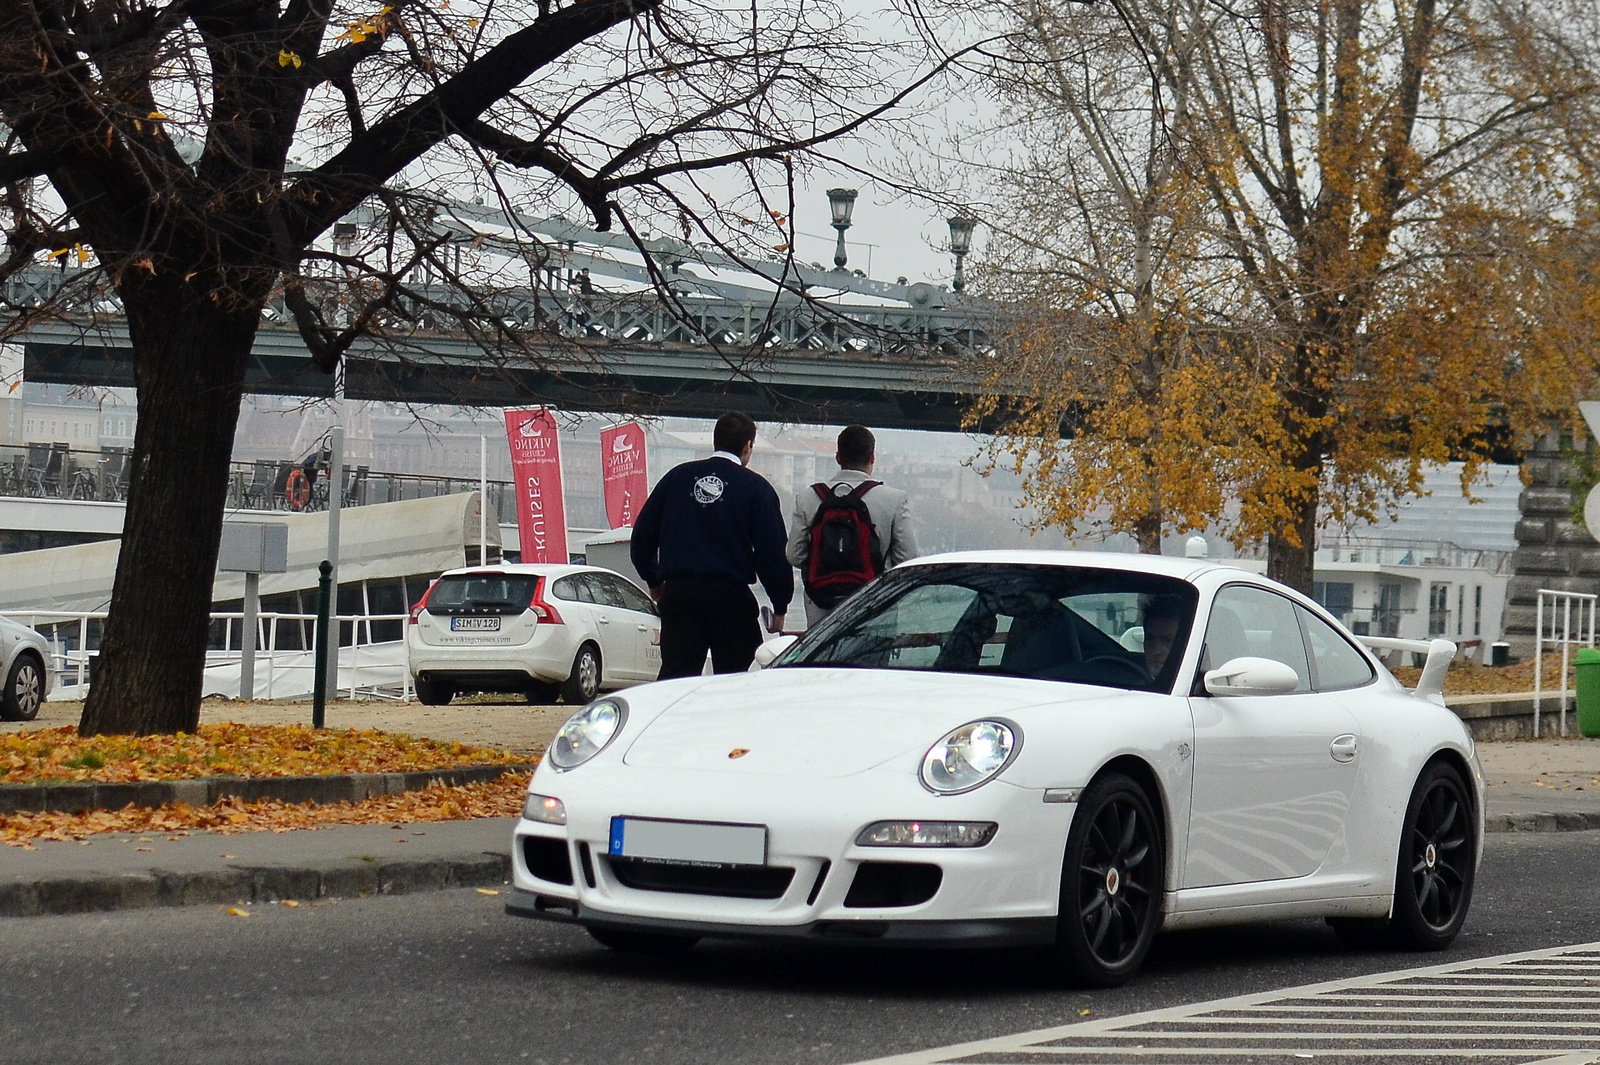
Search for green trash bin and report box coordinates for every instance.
[1577,647,1600,738]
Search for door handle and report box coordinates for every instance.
[1330,734,1358,762]
[597,617,611,625]
[636,624,649,632]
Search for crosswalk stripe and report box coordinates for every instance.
[847,942,1600,1065]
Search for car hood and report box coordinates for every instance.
[620,667,1097,778]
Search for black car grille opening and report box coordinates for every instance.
[606,857,795,900]
[522,836,574,886]
[843,862,942,908]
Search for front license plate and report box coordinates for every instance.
[609,817,767,867]
[450,616,501,631]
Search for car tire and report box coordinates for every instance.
[1,652,44,722]
[1386,759,1476,951]
[1050,771,1165,987]
[586,927,698,955]
[525,681,560,705]
[414,677,454,706]
[560,644,601,705]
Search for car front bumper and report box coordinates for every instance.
[507,763,1074,943]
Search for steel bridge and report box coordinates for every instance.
[8,206,1005,431]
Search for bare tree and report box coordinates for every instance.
[0,0,941,734]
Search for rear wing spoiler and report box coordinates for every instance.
[1358,636,1457,706]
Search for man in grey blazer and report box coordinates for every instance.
[787,425,920,627]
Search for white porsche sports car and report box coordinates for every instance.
[507,551,1483,985]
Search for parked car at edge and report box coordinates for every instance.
[0,613,53,721]
[407,564,661,706]
[508,550,1484,986]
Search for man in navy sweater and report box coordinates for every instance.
[630,412,793,678]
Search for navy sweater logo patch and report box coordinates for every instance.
[692,474,726,504]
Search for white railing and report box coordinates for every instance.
[1534,589,1599,737]
[16,609,413,702]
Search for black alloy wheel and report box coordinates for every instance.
[587,926,699,955]
[1390,760,1476,950]
[1052,772,1165,986]
[561,644,601,704]
[1,652,43,721]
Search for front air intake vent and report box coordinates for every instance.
[522,836,573,886]
[843,862,942,908]
[607,857,794,899]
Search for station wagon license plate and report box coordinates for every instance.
[609,817,767,867]
[450,616,501,631]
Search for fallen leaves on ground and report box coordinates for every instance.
[1389,652,1584,696]
[0,773,527,846]
[0,723,529,785]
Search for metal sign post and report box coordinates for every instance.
[218,522,288,701]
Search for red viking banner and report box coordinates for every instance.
[600,421,649,529]
[504,408,568,564]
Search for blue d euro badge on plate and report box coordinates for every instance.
[609,817,766,867]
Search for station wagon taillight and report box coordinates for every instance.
[408,580,437,625]
[530,577,563,624]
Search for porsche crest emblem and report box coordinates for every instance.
[727,748,751,759]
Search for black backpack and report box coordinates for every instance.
[803,481,884,609]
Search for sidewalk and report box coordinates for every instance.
[2,700,1597,918]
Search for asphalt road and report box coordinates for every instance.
[2,831,1597,1065]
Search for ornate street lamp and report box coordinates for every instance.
[948,215,977,293]
[826,188,858,270]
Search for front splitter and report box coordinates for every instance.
[505,887,1056,949]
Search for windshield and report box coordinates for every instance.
[776,563,1198,692]
[426,574,539,615]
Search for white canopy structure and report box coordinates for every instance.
[0,492,497,613]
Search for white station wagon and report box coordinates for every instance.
[507,551,1483,986]
[407,564,660,706]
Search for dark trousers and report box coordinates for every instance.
[657,580,762,679]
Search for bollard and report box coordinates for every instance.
[312,560,332,730]
[1576,647,1600,739]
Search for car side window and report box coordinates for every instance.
[1205,586,1311,692]
[584,573,626,609]
[1300,607,1376,690]
[609,577,657,616]
[551,575,588,603]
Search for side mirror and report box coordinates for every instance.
[1203,656,1300,696]
[752,633,799,669]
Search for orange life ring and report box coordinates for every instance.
[284,468,311,511]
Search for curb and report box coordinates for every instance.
[0,851,512,918]
[1484,811,1600,833]
[0,763,536,816]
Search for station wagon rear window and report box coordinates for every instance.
[426,574,538,615]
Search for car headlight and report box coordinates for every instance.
[920,719,1019,794]
[549,697,628,770]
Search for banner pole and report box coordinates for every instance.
[480,434,487,566]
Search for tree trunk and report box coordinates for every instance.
[78,278,261,736]
[1266,488,1319,596]
[1133,510,1162,554]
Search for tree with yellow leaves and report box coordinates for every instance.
[945,0,1600,588]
